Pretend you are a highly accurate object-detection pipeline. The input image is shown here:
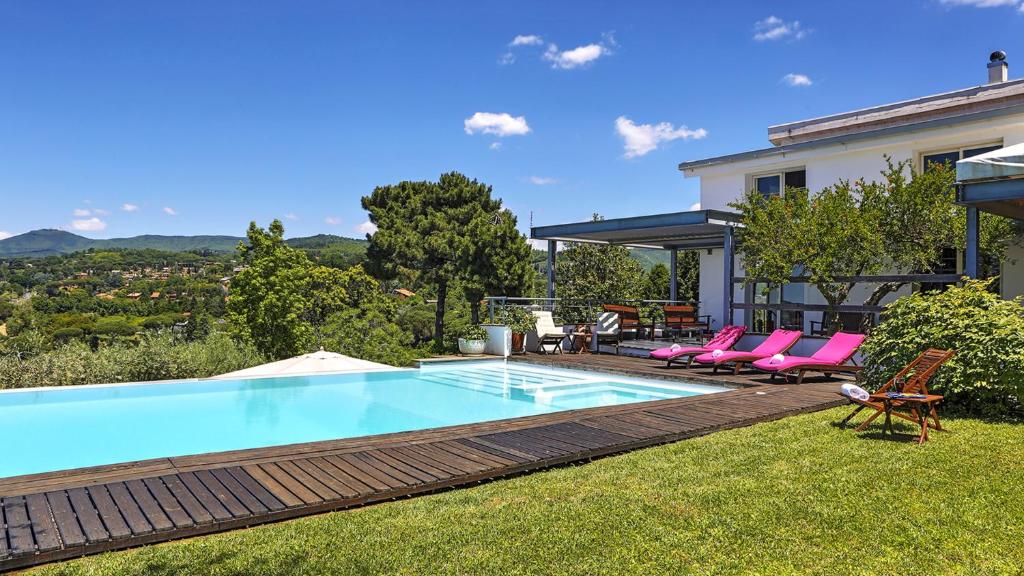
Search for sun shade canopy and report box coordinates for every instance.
[530,209,743,250]
[957,143,1024,219]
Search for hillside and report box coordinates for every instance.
[0,229,368,258]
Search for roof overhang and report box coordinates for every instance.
[530,209,742,250]
[956,143,1024,220]
[679,101,1024,173]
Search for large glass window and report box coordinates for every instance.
[922,143,1002,172]
[752,168,806,198]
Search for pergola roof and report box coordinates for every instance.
[956,143,1024,219]
[530,209,743,250]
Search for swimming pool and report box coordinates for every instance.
[0,361,726,478]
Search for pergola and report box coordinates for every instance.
[957,143,1024,277]
[530,209,744,324]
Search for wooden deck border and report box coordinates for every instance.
[0,359,846,572]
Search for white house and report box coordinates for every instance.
[531,52,1024,339]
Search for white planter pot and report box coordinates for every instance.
[458,338,487,355]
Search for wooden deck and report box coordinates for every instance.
[0,358,848,572]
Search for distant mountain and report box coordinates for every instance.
[0,229,368,258]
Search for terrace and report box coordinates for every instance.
[0,357,845,572]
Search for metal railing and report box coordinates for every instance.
[485,296,702,326]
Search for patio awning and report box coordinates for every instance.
[530,209,743,250]
[956,143,1024,219]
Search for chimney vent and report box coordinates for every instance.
[988,51,1008,84]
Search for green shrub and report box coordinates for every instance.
[0,332,266,389]
[860,280,1024,417]
[459,324,488,341]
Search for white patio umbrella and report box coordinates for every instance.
[213,349,398,379]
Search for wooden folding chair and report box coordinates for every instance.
[839,348,954,441]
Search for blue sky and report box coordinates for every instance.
[1,0,1023,241]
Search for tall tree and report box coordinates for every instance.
[228,221,316,359]
[646,263,670,301]
[463,209,535,324]
[362,172,501,345]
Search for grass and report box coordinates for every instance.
[25,407,1024,576]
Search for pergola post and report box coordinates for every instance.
[546,240,557,300]
[722,226,734,327]
[965,206,979,278]
[669,248,678,302]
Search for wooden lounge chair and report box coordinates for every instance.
[751,331,866,384]
[839,348,954,443]
[649,325,747,368]
[531,311,565,354]
[594,311,621,355]
[693,329,802,375]
[661,304,711,341]
[601,304,645,340]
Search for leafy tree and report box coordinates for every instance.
[554,215,647,322]
[646,263,670,301]
[228,221,318,359]
[674,251,700,302]
[730,159,1016,330]
[362,172,503,345]
[462,209,535,324]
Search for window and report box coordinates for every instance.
[921,142,1002,172]
[751,168,806,198]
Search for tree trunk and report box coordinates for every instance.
[434,279,447,347]
[861,281,905,332]
[470,300,480,325]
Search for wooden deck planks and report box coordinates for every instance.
[0,358,845,572]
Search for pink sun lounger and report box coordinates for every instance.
[752,331,866,384]
[649,325,747,368]
[693,329,802,375]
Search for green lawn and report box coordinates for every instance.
[26,408,1024,576]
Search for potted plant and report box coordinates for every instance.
[499,306,534,355]
[457,324,489,356]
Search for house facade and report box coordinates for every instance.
[679,53,1024,333]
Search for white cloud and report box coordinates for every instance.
[325,216,341,225]
[528,238,549,250]
[543,43,607,69]
[689,202,701,211]
[528,176,557,185]
[511,34,544,46]
[93,208,110,216]
[489,142,503,150]
[71,217,107,232]
[163,207,178,216]
[73,208,91,217]
[939,0,1018,6]
[753,16,808,42]
[0,231,13,240]
[356,220,378,234]
[121,203,139,212]
[615,116,707,158]
[782,73,813,87]
[464,112,531,137]
[284,213,299,221]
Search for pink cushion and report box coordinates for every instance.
[650,345,709,360]
[705,325,747,350]
[649,325,747,360]
[694,329,801,365]
[751,332,865,372]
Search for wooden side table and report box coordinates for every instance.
[871,392,944,444]
[570,331,592,354]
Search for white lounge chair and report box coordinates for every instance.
[595,311,621,355]
[531,311,565,354]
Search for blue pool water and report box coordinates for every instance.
[0,361,726,478]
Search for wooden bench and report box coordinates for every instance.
[662,305,711,340]
[601,304,646,340]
